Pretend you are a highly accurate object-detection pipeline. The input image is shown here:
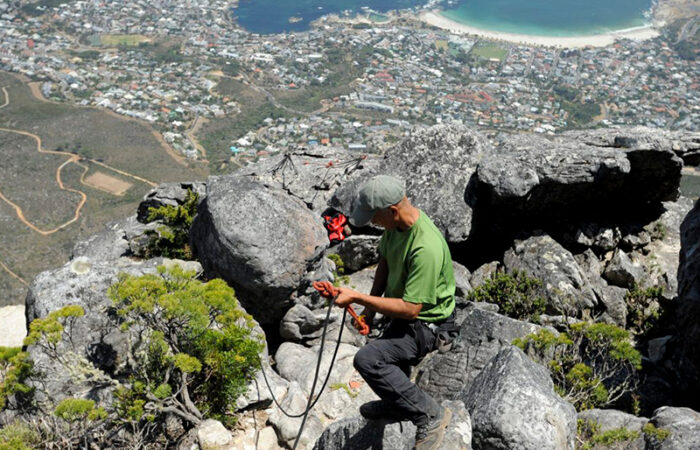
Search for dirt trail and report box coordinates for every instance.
[0,81,157,234]
[0,259,28,286]
[0,126,158,235]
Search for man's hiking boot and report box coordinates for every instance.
[414,406,452,450]
[359,400,406,421]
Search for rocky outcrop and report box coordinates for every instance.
[503,234,598,315]
[603,249,646,289]
[467,132,683,261]
[190,176,329,323]
[331,123,492,244]
[567,126,700,166]
[416,303,543,400]
[674,199,700,407]
[312,400,472,450]
[23,257,164,406]
[136,181,206,223]
[463,346,577,450]
[647,407,700,449]
[235,147,380,214]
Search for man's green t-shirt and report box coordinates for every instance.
[378,210,455,323]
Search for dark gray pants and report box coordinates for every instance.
[353,319,439,426]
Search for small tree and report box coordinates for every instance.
[108,265,264,428]
[467,270,546,321]
[514,322,641,410]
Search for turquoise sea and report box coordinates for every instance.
[233,0,654,36]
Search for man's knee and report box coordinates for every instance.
[354,346,378,375]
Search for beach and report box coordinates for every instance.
[419,10,661,48]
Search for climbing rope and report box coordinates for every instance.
[259,295,349,449]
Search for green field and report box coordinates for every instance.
[100,34,152,46]
[470,42,508,61]
[0,71,207,307]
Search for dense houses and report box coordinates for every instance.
[0,0,698,162]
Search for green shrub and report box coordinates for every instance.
[0,347,34,411]
[144,189,198,259]
[467,270,546,321]
[54,398,107,422]
[327,253,350,287]
[0,421,40,450]
[625,285,664,336]
[643,423,671,449]
[514,322,641,411]
[108,265,264,427]
[577,419,640,449]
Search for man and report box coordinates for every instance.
[332,175,456,450]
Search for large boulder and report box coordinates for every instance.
[190,176,329,323]
[312,400,472,450]
[416,303,543,400]
[330,235,380,273]
[647,407,700,450]
[673,199,700,407]
[468,131,682,244]
[235,147,380,214]
[463,346,577,450]
[23,257,164,407]
[568,126,700,166]
[330,123,492,244]
[503,234,598,315]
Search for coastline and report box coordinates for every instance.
[419,10,662,48]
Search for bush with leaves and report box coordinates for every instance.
[514,322,641,411]
[108,265,264,429]
[143,189,198,259]
[576,419,640,450]
[327,253,350,287]
[625,285,664,336]
[467,270,546,321]
[0,347,34,411]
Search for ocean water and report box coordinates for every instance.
[233,0,654,36]
[233,0,424,34]
[441,0,654,36]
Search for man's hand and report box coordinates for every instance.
[332,286,358,308]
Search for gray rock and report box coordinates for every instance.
[274,342,358,394]
[648,336,673,365]
[674,199,700,407]
[575,249,628,326]
[23,257,164,407]
[469,131,682,240]
[503,234,598,315]
[236,147,380,215]
[469,261,499,289]
[416,304,543,400]
[197,419,233,448]
[603,249,646,289]
[569,223,621,252]
[463,346,577,450]
[331,123,492,245]
[268,381,324,449]
[235,358,289,412]
[279,304,326,342]
[577,409,647,449]
[453,261,472,298]
[569,126,700,166]
[312,400,472,450]
[71,216,132,261]
[190,176,329,323]
[137,181,206,223]
[647,407,700,450]
[329,235,380,273]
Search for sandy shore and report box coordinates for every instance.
[420,11,661,48]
